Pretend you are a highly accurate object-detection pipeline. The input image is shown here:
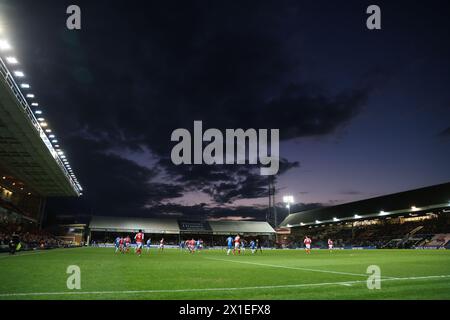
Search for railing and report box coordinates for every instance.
[0,56,81,195]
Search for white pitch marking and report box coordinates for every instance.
[0,274,449,297]
[205,257,398,279]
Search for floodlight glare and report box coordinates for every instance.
[283,195,294,204]
[31,102,39,106]
[0,39,11,50]
[50,135,56,139]
[45,129,52,133]
[40,122,48,127]
[26,94,35,98]
[13,71,25,77]
[6,56,18,64]
[37,117,45,121]
[35,110,43,114]
[21,83,30,89]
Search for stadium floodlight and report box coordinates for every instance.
[13,71,25,77]
[54,144,60,148]
[35,110,42,114]
[283,195,294,215]
[52,139,58,143]
[21,83,30,89]
[6,56,18,64]
[37,117,45,121]
[45,129,52,133]
[379,210,388,216]
[40,122,48,127]
[411,206,418,211]
[333,217,339,222]
[315,220,321,224]
[50,135,56,139]
[0,39,12,50]
[354,214,361,219]
[300,222,305,226]
[31,102,39,107]
[26,93,35,98]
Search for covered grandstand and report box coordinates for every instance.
[0,35,82,252]
[279,182,450,249]
[88,216,276,246]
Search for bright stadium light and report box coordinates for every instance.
[54,144,60,148]
[26,93,35,98]
[21,83,30,89]
[354,214,361,219]
[31,102,39,106]
[45,129,52,133]
[52,139,58,143]
[35,110,42,114]
[300,222,305,226]
[37,117,45,121]
[49,135,56,139]
[0,39,12,50]
[13,70,24,77]
[6,56,18,64]
[333,217,339,222]
[40,122,48,127]
[379,210,388,216]
[283,195,294,215]
[411,206,418,211]
[315,220,321,224]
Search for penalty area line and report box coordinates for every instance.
[1,275,450,297]
[204,257,398,279]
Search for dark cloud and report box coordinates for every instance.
[438,126,450,137]
[9,1,372,220]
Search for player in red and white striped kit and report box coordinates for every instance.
[233,234,241,255]
[304,236,312,254]
[328,238,333,252]
[135,230,144,256]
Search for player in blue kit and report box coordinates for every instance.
[250,240,256,254]
[114,236,121,253]
[226,235,233,255]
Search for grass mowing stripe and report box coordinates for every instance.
[1,274,449,297]
[205,257,398,279]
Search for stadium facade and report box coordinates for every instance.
[88,216,276,246]
[0,46,81,227]
[279,182,450,249]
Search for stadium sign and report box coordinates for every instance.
[171,121,279,175]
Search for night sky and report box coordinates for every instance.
[1,0,449,221]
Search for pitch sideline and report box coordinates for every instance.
[0,274,449,297]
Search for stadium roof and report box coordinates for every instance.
[0,47,81,196]
[280,182,450,227]
[207,221,275,235]
[89,216,276,235]
[89,216,181,234]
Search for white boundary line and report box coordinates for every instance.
[205,257,398,279]
[1,274,449,297]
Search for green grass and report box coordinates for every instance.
[0,247,450,300]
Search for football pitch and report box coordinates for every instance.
[0,247,449,300]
